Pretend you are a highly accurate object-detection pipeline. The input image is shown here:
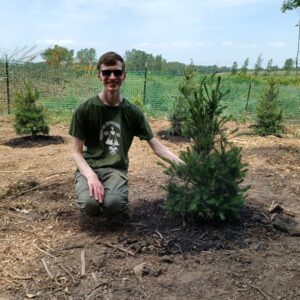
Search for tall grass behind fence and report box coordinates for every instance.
[220,77,300,120]
[0,60,299,121]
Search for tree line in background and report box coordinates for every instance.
[230,55,296,76]
[40,45,297,75]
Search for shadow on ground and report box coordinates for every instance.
[74,199,280,256]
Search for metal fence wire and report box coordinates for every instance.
[0,60,299,121]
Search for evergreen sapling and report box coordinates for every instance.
[14,81,49,138]
[168,65,197,137]
[255,79,284,137]
[164,73,248,221]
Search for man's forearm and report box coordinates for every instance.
[155,147,183,164]
[72,151,96,179]
[148,137,184,165]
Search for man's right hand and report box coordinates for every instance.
[87,172,105,203]
[71,137,105,203]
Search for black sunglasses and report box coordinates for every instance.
[101,69,124,77]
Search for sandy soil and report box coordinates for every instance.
[0,115,299,300]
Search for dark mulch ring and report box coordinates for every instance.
[79,199,284,256]
[2,135,64,148]
[156,129,190,143]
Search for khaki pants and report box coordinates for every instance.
[75,168,128,216]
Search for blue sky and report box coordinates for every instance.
[0,0,299,67]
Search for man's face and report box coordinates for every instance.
[98,61,126,92]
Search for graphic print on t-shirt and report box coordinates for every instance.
[100,121,121,155]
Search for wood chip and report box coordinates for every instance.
[81,250,86,277]
[99,241,135,256]
[41,258,54,280]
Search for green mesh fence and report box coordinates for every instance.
[0,60,299,121]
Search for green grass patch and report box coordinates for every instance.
[0,63,299,122]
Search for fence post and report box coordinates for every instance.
[5,55,11,114]
[143,61,147,105]
[245,79,252,112]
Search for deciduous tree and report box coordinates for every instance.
[42,45,74,67]
[76,48,96,64]
[266,59,273,75]
[281,0,300,12]
[284,58,294,73]
[240,58,249,74]
[124,49,149,71]
[231,61,238,75]
[254,53,263,75]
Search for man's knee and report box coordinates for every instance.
[104,193,128,215]
[76,192,128,216]
[75,171,102,216]
[74,169,128,216]
[77,195,102,216]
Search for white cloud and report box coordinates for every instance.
[222,40,234,47]
[204,0,280,7]
[36,39,75,46]
[195,42,211,47]
[134,42,151,47]
[133,41,211,50]
[80,0,280,12]
[171,41,195,48]
[268,42,286,48]
[239,43,259,48]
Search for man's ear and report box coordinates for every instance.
[97,72,101,79]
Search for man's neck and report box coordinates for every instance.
[99,91,122,107]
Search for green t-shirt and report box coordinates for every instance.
[69,96,154,170]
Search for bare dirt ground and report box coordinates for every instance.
[0,115,299,300]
